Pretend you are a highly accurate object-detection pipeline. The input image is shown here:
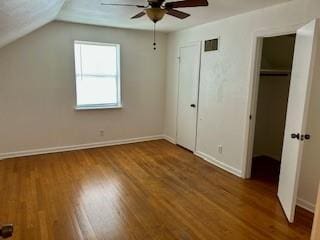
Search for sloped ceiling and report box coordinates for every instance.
[0,0,65,48]
[0,0,291,48]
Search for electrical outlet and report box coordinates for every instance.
[218,145,223,154]
[99,130,105,137]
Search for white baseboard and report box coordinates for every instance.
[195,151,242,177]
[0,135,163,160]
[297,198,315,213]
[0,135,241,179]
[162,135,176,144]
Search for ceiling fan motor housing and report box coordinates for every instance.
[145,8,167,23]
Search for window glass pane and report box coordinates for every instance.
[74,41,120,107]
[80,44,117,76]
[76,76,117,105]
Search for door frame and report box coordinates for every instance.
[175,41,202,152]
[242,23,303,179]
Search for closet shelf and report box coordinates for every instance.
[260,69,291,76]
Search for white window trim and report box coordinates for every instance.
[74,40,122,110]
[75,104,123,110]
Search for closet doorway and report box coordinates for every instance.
[246,19,319,223]
[251,34,295,186]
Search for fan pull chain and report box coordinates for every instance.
[153,23,156,50]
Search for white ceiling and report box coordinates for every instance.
[0,0,291,48]
[0,0,65,48]
[57,0,291,32]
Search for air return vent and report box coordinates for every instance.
[204,38,219,52]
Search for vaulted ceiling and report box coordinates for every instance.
[0,0,291,48]
[0,0,65,48]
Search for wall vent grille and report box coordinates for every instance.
[204,39,219,52]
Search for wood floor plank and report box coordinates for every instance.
[0,140,313,239]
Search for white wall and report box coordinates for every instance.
[164,0,320,210]
[253,75,290,161]
[0,21,167,155]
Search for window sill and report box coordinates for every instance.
[75,104,123,110]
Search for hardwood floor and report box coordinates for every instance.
[0,140,313,239]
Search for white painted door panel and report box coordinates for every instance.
[177,42,201,151]
[278,19,319,223]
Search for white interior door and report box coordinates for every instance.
[278,19,319,223]
[177,42,201,151]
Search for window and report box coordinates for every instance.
[74,41,121,109]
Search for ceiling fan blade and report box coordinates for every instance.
[165,0,208,9]
[131,11,146,19]
[101,3,146,8]
[166,9,190,19]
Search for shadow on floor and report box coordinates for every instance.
[251,155,281,186]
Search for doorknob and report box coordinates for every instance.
[301,134,311,141]
[291,133,300,140]
[291,133,311,141]
[304,134,311,140]
[190,104,196,108]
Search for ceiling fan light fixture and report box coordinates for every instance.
[145,8,167,23]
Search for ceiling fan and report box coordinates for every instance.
[101,0,209,49]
